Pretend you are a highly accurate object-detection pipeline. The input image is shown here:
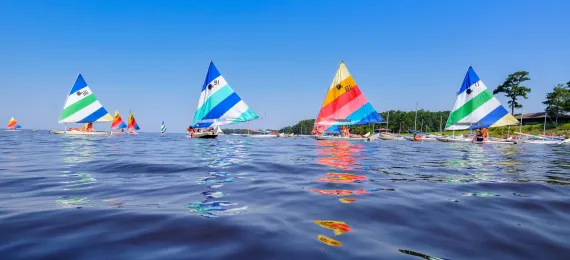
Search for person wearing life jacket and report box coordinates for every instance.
[482,128,489,142]
[473,129,485,143]
[187,126,195,137]
[413,133,420,142]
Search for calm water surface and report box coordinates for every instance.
[1,130,570,259]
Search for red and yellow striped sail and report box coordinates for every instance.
[7,117,18,129]
[313,61,384,134]
[127,110,140,131]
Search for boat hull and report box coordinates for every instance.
[315,136,369,141]
[249,134,279,138]
[188,132,218,139]
[523,139,569,145]
[378,134,405,141]
[436,137,518,144]
[50,130,111,136]
[5,129,20,132]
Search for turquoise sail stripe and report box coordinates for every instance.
[193,84,234,124]
[232,109,259,124]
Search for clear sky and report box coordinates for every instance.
[1,0,568,132]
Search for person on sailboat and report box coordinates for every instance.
[413,133,420,142]
[472,129,485,143]
[482,128,489,141]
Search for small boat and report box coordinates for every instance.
[312,61,385,141]
[405,130,438,142]
[50,74,113,135]
[214,126,223,135]
[378,133,406,141]
[249,131,279,138]
[161,121,167,134]
[440,66,520,144]
[127,110,140,134]
[189,61,259,139]
[6,117,22,131]
[111,110,127,134]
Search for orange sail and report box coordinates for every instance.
[7,117,21,129]
[313,61,384,134]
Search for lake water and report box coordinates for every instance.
[1,130,570,259]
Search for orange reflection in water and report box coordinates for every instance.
[316,141,363,171]
[310,188,368,196]
[317,173,366,183]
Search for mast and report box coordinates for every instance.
[414,102,418,130]
[386,111,390,133]
[542,110,548,135]
[519,108,523,133]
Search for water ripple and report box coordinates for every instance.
[0,131,569,259]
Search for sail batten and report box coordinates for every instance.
[313,61,384,133]
[192,61,259,128]
[59,74,113,124]
[445,66,519,130]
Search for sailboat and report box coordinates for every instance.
[214,125,223,135]
[6,117,22,131]
[161,121,167,134]
[189,61,259,139]
[435,66,520,144]
[127,110,140,134]
[50,74,113,135]
[111,110,127,134]
[313,61,384,141]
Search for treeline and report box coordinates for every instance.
[274,110,451,135]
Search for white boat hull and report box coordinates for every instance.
[378,134,405,141]
[50,130,111,136]
[436,136,518,144]
[249,134,279,138]
[315,135,369,141]
[5,129,20,132]
[523,139,570,145]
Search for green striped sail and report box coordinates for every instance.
[445,66,519,130]
[58,74,113,124]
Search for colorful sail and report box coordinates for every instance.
[161,121,167,134]
[58,74,113,124]
[111,110,127,130]
[192,61,259,128]
[7,117,19,129]
[128,110,140,131]
[445,66,519,130]
[313,61,384,133]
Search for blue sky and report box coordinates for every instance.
[1,0,568,132]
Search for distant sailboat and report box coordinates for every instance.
[127,110,140,134]
[111,110,127,134]
[189,61,259,138]
[436,66,519,144]
[313,61,384,141]
[6,117,22,131]
[214,125,222,135]
[50,74,113,135]
[161,121,167,134]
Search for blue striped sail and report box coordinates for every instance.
[445,66,519,130]
[192,61,259,128]
[59,74,113,124]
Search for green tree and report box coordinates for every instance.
[493,71,532,115]
[543,83,570,123]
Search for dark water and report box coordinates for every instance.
[1,130,570,260]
